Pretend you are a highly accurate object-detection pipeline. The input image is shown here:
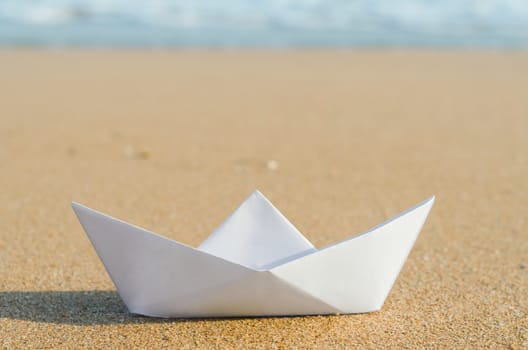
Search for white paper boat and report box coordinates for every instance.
[72,191,434,318]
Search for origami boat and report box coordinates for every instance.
[72,191,434,318]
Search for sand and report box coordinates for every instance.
[0,50,527,349]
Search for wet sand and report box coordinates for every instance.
[0,50,527,348]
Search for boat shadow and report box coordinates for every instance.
[0,290,225,325]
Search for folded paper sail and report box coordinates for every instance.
[72,191,434,318]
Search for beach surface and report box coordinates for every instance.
[0,50,527,349]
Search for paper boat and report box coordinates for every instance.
[72,191,434,318]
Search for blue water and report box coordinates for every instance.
[1,0,528,48]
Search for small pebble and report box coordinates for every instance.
[266,160,279,171]
[123,146,150,160]
[136,149,150,160]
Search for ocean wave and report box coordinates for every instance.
[1,0,528,47]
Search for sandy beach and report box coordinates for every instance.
[0,50,527,348]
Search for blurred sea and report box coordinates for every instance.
[1,0,528,48]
